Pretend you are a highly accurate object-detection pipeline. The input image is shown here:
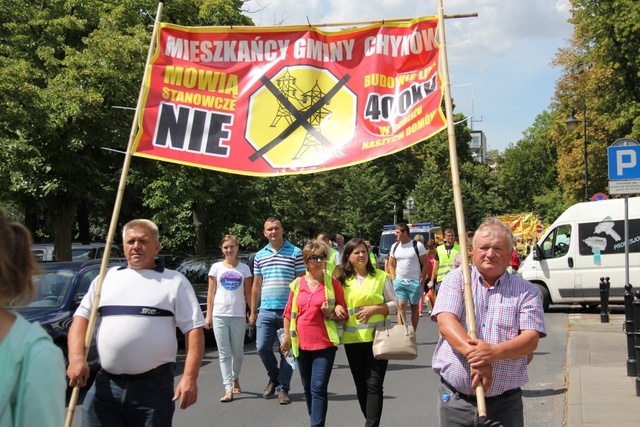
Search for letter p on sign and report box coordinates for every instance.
[617,149,637,176]
[608,145,640,180]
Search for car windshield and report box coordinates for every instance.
[13,269,76,308]
[176,258,214,284]
[379,234,397,254]
[72,246,123,261]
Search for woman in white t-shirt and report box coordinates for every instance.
[205,235,252,403]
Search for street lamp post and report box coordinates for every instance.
[565,102,589,201]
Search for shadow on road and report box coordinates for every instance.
[522,387,566,398]
[546,303,625,315]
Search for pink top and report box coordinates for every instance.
[427,252,436,279]
[284,276,347,351]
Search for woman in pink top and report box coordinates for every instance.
[281,240,348,427]
[417,238,437,314]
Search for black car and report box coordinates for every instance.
[175,251,254,285]
[175,252,256,343]
[12,260,125,372]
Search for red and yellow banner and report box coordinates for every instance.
[497,212,543,239]
[132,17,446,176]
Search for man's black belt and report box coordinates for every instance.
[440,377,520,401]
[103,362,175,381]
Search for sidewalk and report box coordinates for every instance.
[565,312,640,426]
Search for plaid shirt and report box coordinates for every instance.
[431,266,546,397]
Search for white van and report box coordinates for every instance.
[518,197,640,311]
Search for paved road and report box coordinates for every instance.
[67,310,568,426]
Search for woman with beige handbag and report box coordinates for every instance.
[337,238,397,427]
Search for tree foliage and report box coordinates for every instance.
[553,0,640,202]
[496,111,559,214]
[0,0,152,259]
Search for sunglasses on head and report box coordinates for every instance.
[307,253,327,262]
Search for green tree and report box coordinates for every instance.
[553,0,640,202]
[496,111,558,212]
[339,162,396,240]
[533,188,570,224]
[410,112,492,230]
[0,0,256,258]
[0,0,152,259]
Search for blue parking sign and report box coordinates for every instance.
[608,144,640,180]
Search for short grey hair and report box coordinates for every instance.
[122,219,160,242]
[473,218,514,248]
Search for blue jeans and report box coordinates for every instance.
[256,308,292,392]
[297,347,337,427]
[212,316,246,392]
[82,369,174,427]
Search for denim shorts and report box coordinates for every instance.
[392,279,422,305]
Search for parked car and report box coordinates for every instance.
[70,243,124,262]
[156,252,189,270]
[175,252,256,343]
[175,251,254,285]
[12,260,125,374]
[31,242,124,262]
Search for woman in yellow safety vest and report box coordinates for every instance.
[337,238,397,427]
[281,240,348,427]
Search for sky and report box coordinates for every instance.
[242,0,574,153]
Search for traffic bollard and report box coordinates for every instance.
[634,289,640,396]
[624,283,637,377]
[599,277,610,323]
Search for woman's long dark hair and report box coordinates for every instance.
[0,208,39,305]
[338,238,376,285]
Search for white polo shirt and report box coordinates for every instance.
[75,265,205,375]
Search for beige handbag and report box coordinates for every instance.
[372,311,417,360]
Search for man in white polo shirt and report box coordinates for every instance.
[67,219,205,426]
[387,223,429,331]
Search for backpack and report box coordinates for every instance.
[391,240,423,274]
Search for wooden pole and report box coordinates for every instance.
[63,3,164,426]
[435,0,487,421]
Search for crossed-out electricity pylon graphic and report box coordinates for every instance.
[269,70,332,159]
[248,70,349,163]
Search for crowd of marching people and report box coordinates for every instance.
[1,210,545,427]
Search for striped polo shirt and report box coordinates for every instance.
[431,266,546,397]
[254,240,305,310]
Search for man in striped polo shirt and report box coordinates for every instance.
[250,217,305,405]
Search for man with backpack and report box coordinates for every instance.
[386,223,429,330]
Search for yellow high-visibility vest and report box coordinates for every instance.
[369,253,378,268]
[435,244,460,282]
[325,247,338,275]
[342,269,389,344]
[289,274,340,357]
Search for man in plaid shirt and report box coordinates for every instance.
[431,218,546,427]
